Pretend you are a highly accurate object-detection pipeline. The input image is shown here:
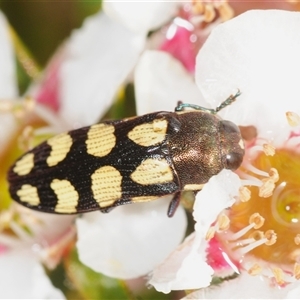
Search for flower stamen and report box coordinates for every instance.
[229,213,265,241]
[238,230,277,255]
[259,168,279,198]
[272,267,285,285]
[205,214,230,241]
[248,263,262,276]
[263,143,276,156]
[286,111,300,127]
[264,230,277,246]
[239,186,251,202]
[293,263,300,280]
[294,234,300,245]
[18,125,34,151]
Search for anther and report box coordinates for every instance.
[230,213,264,241]
[205,214,230,240]
[272,267,285,285]
[249,213,265,229]
[205,227,215,241]
[239,230,276,254]
[258,168,279,197]
[217,213,230,231]
[264,230,277,246]
[18,126,34,151]
[239,186,251,202]
[263,143,275,156]
[259,178,275,198]
[248,263,262,276]
[295,234,300,246]
[269,168,279,183]
[294,263,300,280]
[286,111,300,127]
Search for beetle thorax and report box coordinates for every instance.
[169,112,223,189]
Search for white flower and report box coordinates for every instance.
[0,10,73,298]
[0,249,64,299]
[76,196,187,279]
[134,9,300,298]
[0,11,18,150]
[195,9,300,146]
[32,2,179,129]
[149,170,241,293]
[73,2,192,280]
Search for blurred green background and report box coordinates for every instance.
[0,1,101,66]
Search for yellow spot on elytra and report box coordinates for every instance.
[47,133,72,167]
[91,166,122,207]
[131,196,157,203]
[248,263,262,276]
[183,184,204,191]
[286,111,300,127]
[17,184,40,205]
[130,158,173,185]
[127,119,167,147]
[86,124,116,157]
[13,153,34,175]
[50,179,79,213]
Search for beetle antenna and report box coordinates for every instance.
[175,89,241,114]
[215,89,241,113]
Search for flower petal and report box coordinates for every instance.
[135,50,205,114]
[76,197,187,279]
[183,273,298,299]
[0,11,18,152]
[0,11,17,98]
[149,170,241,293]
[0,250,65,299]
[196,10,300,145]
[193,169,241,235]
[103,1,179,34]
[59,12,145,128]
[149,233,214,294]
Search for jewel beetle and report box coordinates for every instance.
[7,91,244,217]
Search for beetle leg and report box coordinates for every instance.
[167,191,181,217]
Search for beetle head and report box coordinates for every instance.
[219,120,245,170]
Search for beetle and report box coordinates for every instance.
[7,91,244,217]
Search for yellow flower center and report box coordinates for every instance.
[229,148,300,265]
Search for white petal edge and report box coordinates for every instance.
[76,197,187,279]
[0,250,65,299]
[135,50,205,115]
[103,1,179,35]
[193,169,241,235]
[149,233,214,293]
[183,273,299,299]
[196,10,300,145]
[149,170,241,293]
[59,12,145,128]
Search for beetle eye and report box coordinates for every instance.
[224,152,243,170]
